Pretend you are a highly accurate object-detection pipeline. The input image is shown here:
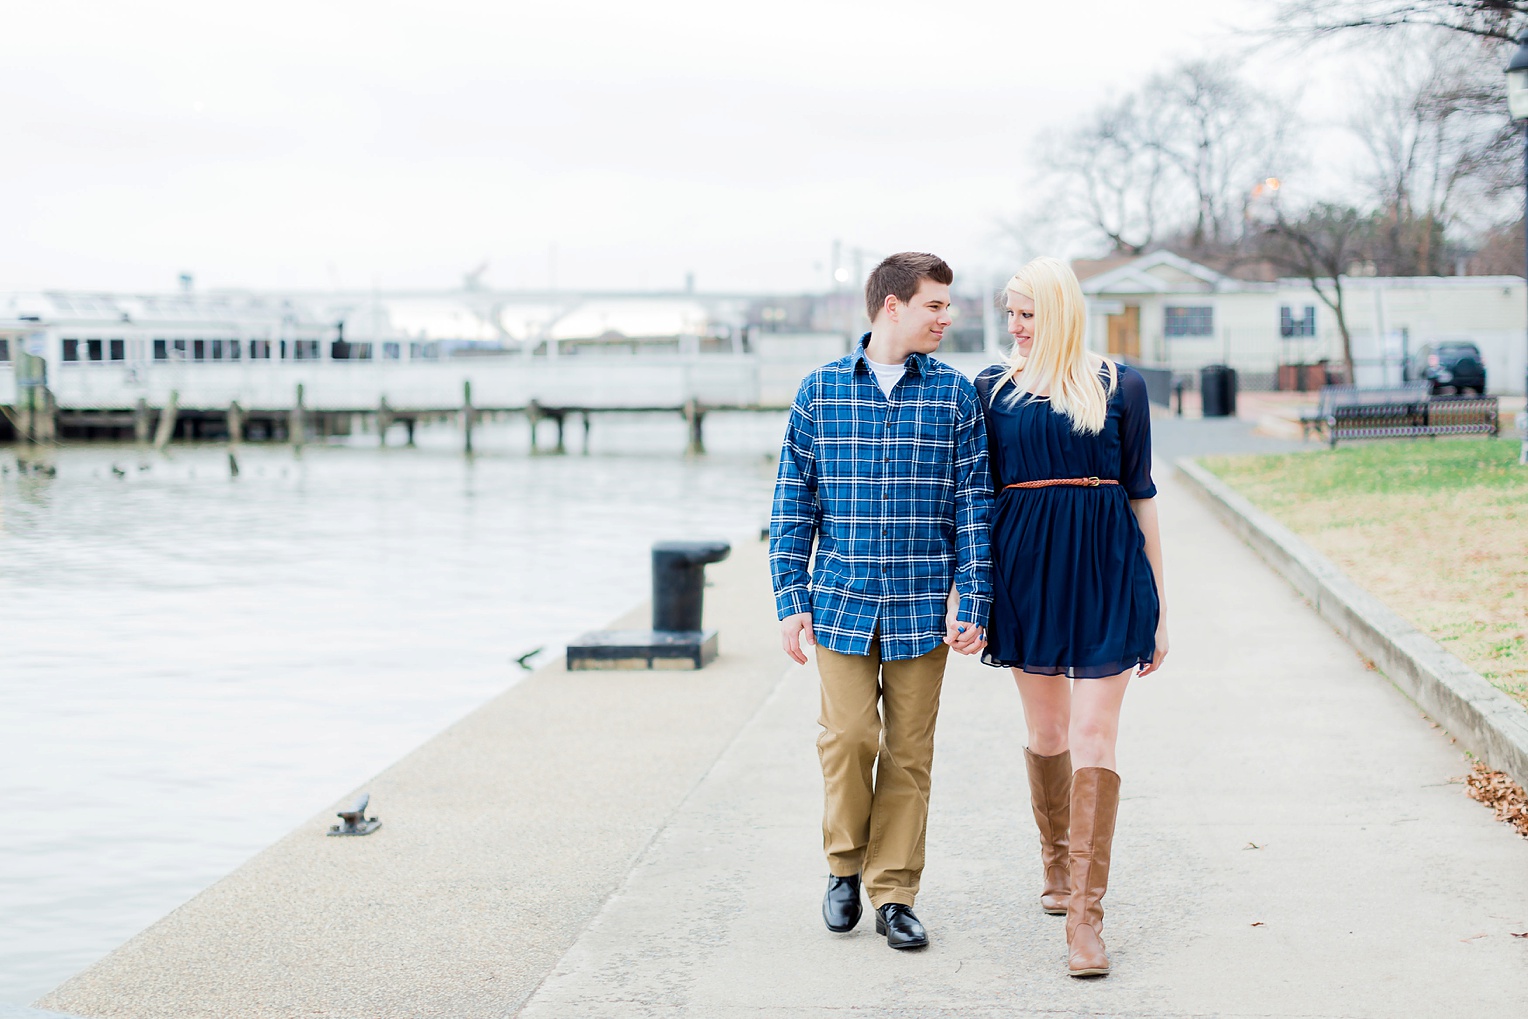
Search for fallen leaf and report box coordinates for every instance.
[1510,932,1528,939]
[1243,842,1261,850]
[1463,763,1528,838]
[1250,922,1265,927]
[1460,933,1488,943]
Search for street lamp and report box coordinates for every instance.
[1508,31,1528,418]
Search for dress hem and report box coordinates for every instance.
[979,653,1149,679]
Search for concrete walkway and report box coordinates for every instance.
[518,472,1528,1018]
[41,464,1528,1017]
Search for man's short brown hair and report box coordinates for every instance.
[865,252,953,321]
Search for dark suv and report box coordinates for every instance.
[1412,342,1487,395]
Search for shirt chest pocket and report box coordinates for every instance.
[900,407,955,474]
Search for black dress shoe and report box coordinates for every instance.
[822,874,862,932]
[875,903,929,949]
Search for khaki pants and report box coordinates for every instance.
[815,635,949,908]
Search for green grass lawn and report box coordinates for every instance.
[1201,438,1528,708]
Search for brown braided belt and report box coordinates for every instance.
[1003,477,1119,490]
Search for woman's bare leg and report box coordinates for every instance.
[1012,670,1071,756]
[1068,671,1132,771]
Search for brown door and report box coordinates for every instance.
[1106,306,1140,359]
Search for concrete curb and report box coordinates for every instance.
[1176,456,1528,791]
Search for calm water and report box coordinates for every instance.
[0,413,784,1005]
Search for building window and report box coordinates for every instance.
[292,339,319,360]
[1280,305,1316,338]
[62,339,80,361]
[86,339,103,361]
[154,339,168,360]
[382,342,401,359]
[0,339,10,362]
[193,339,206,360]
[211,339,224,360]
[229,339,241,360]
[109,339,125,361]
[1164,306,1214,338]
[249,340,270,359]
[173,338,188,360]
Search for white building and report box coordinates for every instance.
[1077,250,1528,393]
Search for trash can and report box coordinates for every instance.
[1200,364,1238,418]
[652,540,732,632]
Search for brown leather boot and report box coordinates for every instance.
[1066,767,1121,977]
[1023,747,1071,915]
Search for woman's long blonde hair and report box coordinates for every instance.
[992,255,1116,434]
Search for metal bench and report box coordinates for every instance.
[1307,383,1500,448]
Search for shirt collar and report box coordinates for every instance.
[853,333,929,375]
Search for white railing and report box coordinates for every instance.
[38,351,1001,412]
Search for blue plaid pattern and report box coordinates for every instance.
[770,338,993,661]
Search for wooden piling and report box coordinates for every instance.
[683,399,705,457]
[134,398,152,444]
[527,400,542,454]
[152,391,179,450]
[378,397,394,448]
[227,401,245,446]
[463,380,475,454]
[290,384,305,447]
[34,387,57,444]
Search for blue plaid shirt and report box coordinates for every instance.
[770,338,993,661]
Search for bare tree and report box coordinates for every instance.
[1269,1,1528,43]
[1259,204,1376,383]
[1030,95,1174,255]
[1146,61,1298,252]
[1354,35,1520,273]
[1019,60,1296,258]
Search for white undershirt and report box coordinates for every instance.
[866,356,906,397]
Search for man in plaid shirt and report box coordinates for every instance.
[770,252,992,950]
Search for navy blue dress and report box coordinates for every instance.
[976,363,1159,678]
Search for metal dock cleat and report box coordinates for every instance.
[326,792,381,836]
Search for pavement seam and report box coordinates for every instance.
[1176,455,1528,791]
[512,659,800,1016]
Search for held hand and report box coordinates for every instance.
[944,596,986,655]
[780,612,816,665]
[944,620,986,655]
[1137,621,1169,676]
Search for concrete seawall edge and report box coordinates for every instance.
[1175,456,1528,790]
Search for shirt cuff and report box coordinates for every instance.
[957,594,990,629]
[776,587,812,620]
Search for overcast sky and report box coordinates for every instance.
[3,0,1345,294]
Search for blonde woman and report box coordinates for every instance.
[975,256,1167,978]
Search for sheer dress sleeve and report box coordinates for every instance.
[974,365,1005,494]
[1117,366,1156,500]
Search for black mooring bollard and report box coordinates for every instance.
[565,539,732,671]
[652,540,731,632]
